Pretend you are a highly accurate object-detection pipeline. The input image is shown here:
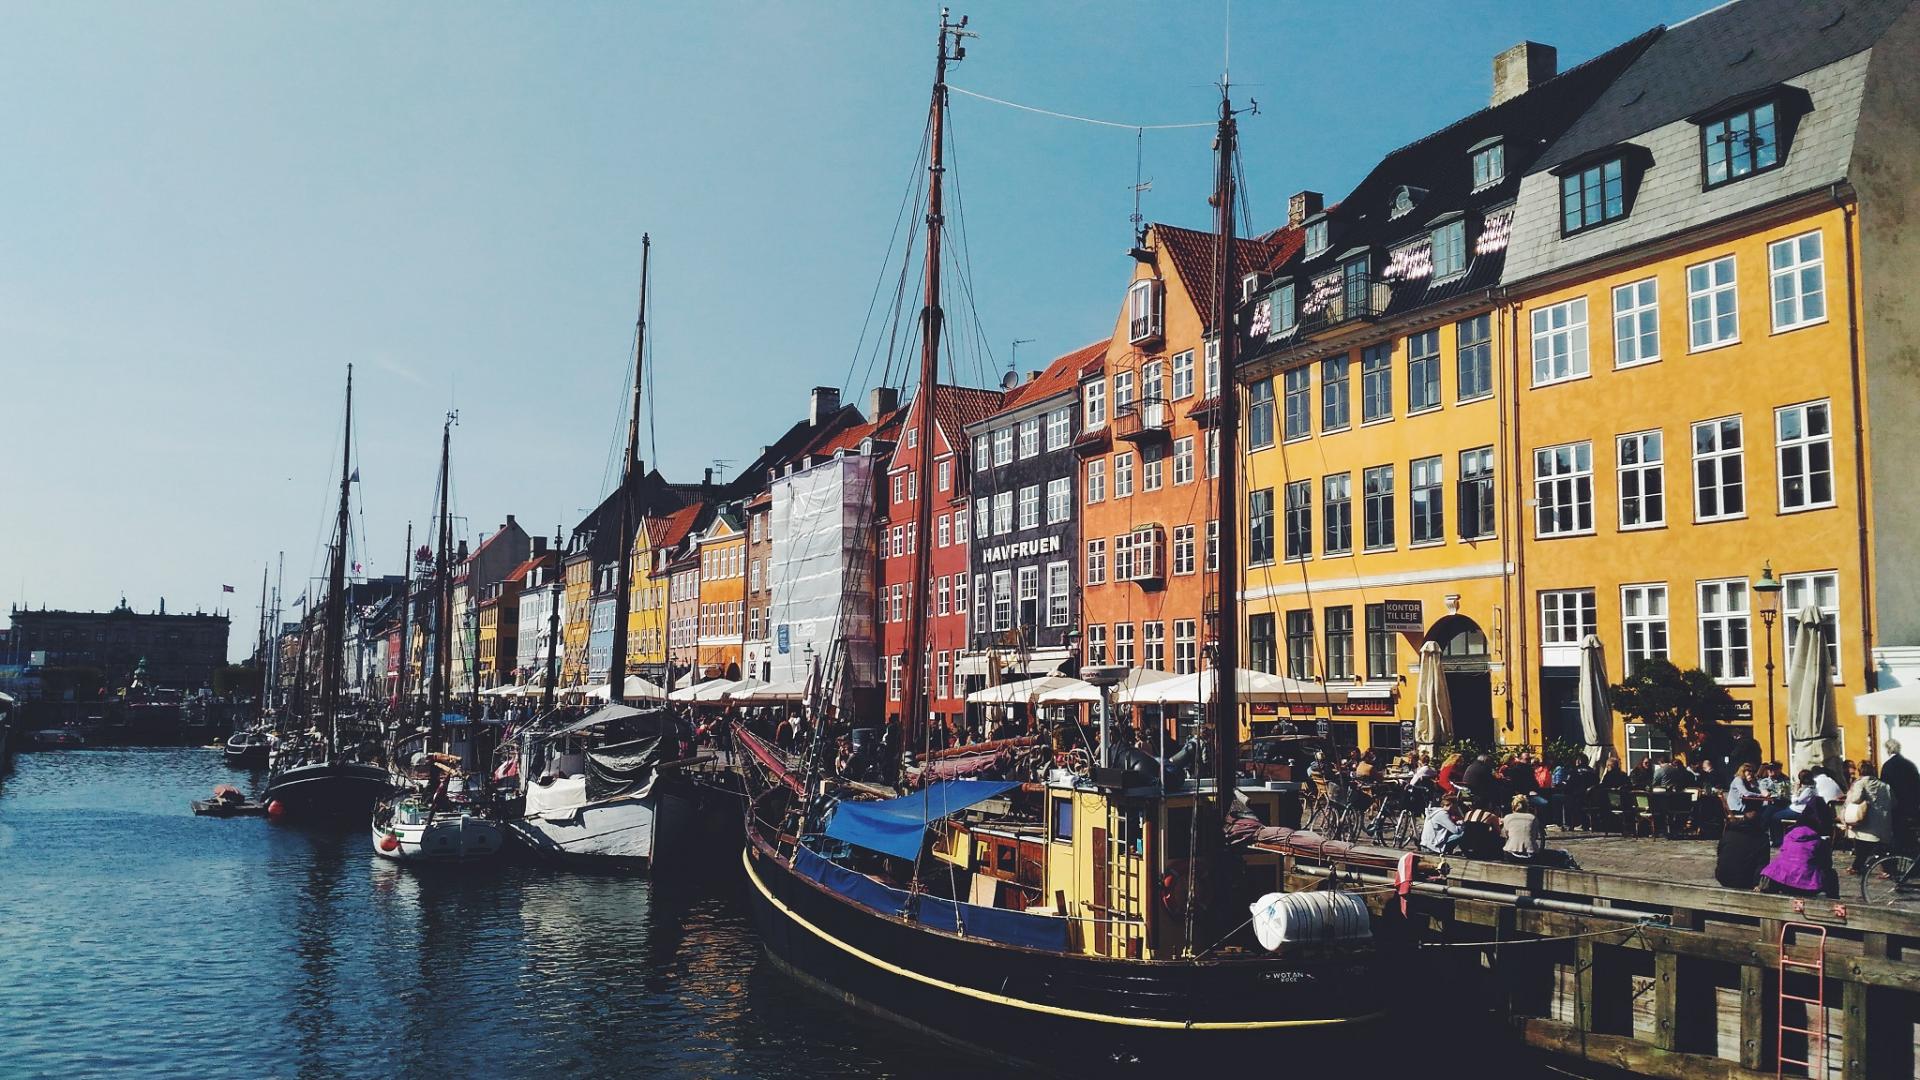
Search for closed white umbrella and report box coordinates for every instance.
[1412,641,1453,750]
[1577,634,1612,765]
[1787,606,1843,775]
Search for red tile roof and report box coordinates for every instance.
[504,551,556,584]
[929,385,1008,449]
[813,403,910,457]
[1152,223,1301,333]
[984,338,1108,421]
[646,502,707,550]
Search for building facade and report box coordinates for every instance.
[8,601,231,693]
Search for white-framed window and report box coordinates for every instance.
[1017,565,1040,627]
[1783,571,1841,680]
[1018,484,1040,530]
[1324,472,1352,554]
[936,651,950,699]
[1363,465,1395,551]
[1305,219,1329,257]
[1142,360,1166,427]
[1127,278,1162,343]
[991,570,1014,631]
[888,584,903,623]
[1471,140,1504,189]
[1540,589,1597,646]
[1085,539,1107,585]
[1431,219,1467,279]
[937,514,951,548]
[1204,337,1221,397]
[1047,561,1070,627]
[1140,444,1163,491]
[1776,401,1834,512]
[1531,297,1589,385]
[891,473,904,504]
[1143,621,1166,670]
[1533,441,1594,537]
[1114,452,1135,498]
[1046,477,1070,524]
[1410,455,1444,545]
[954,574,968,613]
[1018,417,1041,459]
[1114,622,1136,667]
[1617,430,1665,530]
[1085,458,1106,504]
[889,525,903,558]
[1691,416,1745,522]
[953,509,967,545]
[974,436,990,472]
[1620,583,1668,676]
[1172,436,1195,485]
[992,427,1014,466]
[905,427,917,449]
[1612,278,1659,367]
[1625,723,1674,771]
[1206,428,1218,478]
[1046,407,1072,451]
[1249,487,1275,565]
[992,491,1013,535]
[1207,519,1219,571]
[1171,350,1195,400]
[1769,231,1825,332]
[936,576,950,615]
[1697,578,1751,683]
[889,654,902,700]
[1113,370,1136,412]
[973,574,987,632]
[938,458,951,491]
[974,498,990,539]
[1084,380,1106,430]
[1687,255,1739,351]
[1086,624,1108,665]
[1284,479,1313,561]
[1174,620,1198,674]
[1172,525,1196,575]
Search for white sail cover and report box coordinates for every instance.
[769,455,878,689]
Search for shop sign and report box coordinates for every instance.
[1288,704,1318,716]
[1381,599,1424,634]
[978,534,1062,565]
[1335,699,1395,716]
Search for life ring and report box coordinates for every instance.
[1158,858,1210,917]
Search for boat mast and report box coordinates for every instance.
[320,364,354,759]
[429,412,455,723]
[254,564,270,713]
[395,521,413,718]
[608,234,650,707]
[1208,85,1241,836]
[901,9,968,752]
[270,551,284,718]
[542,525,562,713]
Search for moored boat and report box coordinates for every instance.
[224,728,270,767]
[506,703,697,867]
[372,791,505,862]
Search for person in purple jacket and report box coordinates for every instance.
[1757,801,1840,899]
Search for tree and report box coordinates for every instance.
[213,663,259,698]
[1610,659,1736,752]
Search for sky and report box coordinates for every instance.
[0,0,1705,661]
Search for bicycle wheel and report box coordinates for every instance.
[1861,854,1917,904]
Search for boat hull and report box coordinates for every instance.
[742,834,1388,1071]
[505,784,696,868]
[373,811,506,862]
[262,761,392,822]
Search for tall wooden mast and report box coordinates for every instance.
[901,9,968,751]
[1208,87,1241,833]
[429,412,454,722]
[608,234,650,707]
[320,365,354,758]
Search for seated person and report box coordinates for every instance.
[1420,794,1465,855]
[1715,813,1771,890]
[1501,795,1545,862]
[1758,823,1840,899]
[1460,804,1504,860]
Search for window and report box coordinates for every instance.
[1286,610,1316,679]
[1284,480,1312,561]
[888,584,903,623]
[1305,219,1328,256]
[1342,255,1370,315]
[1283,367,1311,441]
[1687,255,1739,351]
[936,651,949,699]
[1174,620,1198,674]
[1407,329,1440,413]
[1127,278,1161,343]
[1770,231,1825,331]
[1114,622,1136,667]
[889,655,902,700]
[1703,100,1778,187]
[1361,343,1392,421]
[1617,430,1665,529]
[1782,571,1841,677]
[1531,297,1589,384]
[1324,606,1354,681]
[1142,360,1165,427]
[1046,407,1072,451]
[1172,525,1196,575]
[1084,459,1105,504]
[1363,465,1395,550]
[1364,604,1397,679]
[1046,477,1071,524]
[1777,401,1833,511]
[1248,488,1275,565]
[1471,140,1504,189]
[1085,539,1107,585]
[1692,416,1745,522]
[1697,579,1751,682]
[991,570,1014,631]
[993,491,1013,535]
[1018,485,1040,530]
[954,510,967,544]
[974,498,990,539]
[1270,282,1297,337]
[970,575,984,630]
[889,526,903,558]
[1114,452,1134,498]
[1206,428,1218,478]
[1534,441,1594,536]
[906,427,917,450]
[1142,444,1164,491]
[1625,723,1674,771]
[891,473,904,504]
[1172,436,1195,485]
[1047,561,1070,627]
[992,427,1014,466]
[1458,448,1495,540]
[1410,456,1444,544]
[1540,589,1597,646]
[1248,614,1277,674]
[1452,314,1492,402]
[1112,532,1134,582]
[1248,377,1276,448]
[1319,355,1351,431]
[974,437,990,471]
[1204,338,1221,397]
[1018,418,1040,459]
[1613,278,1660,367]
[1207,519,1219,571]
[937,458,951,491]
[1431,219,1466,279]
[1086,624,1107,665]
[1323,472,1353,554]
[938,514,951,548]
[1084,380,1106,429]
[1560,158,1625,234]
[937,576,950,615]
[1113,370,1135,411]
[1143,622,1166,670]
[1621,584,1668,676]
[1171,350,1195,400]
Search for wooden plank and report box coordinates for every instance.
[1739,963,1767,1072]
[1517,1016,1774,1080]
[1654,950,1680,1051]
[1842,980,1868,1080]
[1577,938,1597,1035]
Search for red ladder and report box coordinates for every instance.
[1776,921,1829,1078]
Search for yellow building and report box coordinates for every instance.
[560,549,594,687]
[628,504,704,683]
[693,509,746,680]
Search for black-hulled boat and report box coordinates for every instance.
[224,728,270,767]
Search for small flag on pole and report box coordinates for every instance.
[221,584,235,593]
[352,561,363,573]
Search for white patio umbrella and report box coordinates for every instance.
[1412,640,1453,750]
[1034,669,1178,704]
[965,674,1084,706]
[694,677,762,703]
[1853,684,1920,716]
[1787,606,1843,775]
[1576,634,1612,765]
[1116,667,1300,706]
[668,678,730,702]
[731,679,809,703]
[584,675,669,702]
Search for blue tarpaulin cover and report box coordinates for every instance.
[823,779,1022,861]
[794,845,1069,952]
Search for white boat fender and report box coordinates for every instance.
[1249,890,1373,951]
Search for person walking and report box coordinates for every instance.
[1844,760,1895,875]
[1881,738,1919,841]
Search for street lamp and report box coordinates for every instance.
[1752,562,1784,762]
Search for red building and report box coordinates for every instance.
[878,383,1003,740]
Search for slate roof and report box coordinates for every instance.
[982,338,1109,422]
[1154,224,1297,334]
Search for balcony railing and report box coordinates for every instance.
[1112,396,1171,444]
[1299,276,1390,334]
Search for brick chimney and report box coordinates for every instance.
[1288,191,1323,227]
[809,386,841,428]
[1492,42,1556,106]
[532,535,548,554]
[869,386,900,417]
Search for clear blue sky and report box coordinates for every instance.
[0,1,1700,660]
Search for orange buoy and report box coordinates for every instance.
[266,800,285,818]
[379,834,400,852]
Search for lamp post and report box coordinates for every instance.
[1753,562,1784,762]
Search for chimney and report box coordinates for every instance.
[533,536,548,554]
[809,386,841,428]
[503,515,516,532]
[1288,191,1323,227]
[703,467,713,487]
[1492,42,1556,106]
[869,386,899,417]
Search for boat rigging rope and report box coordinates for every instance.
[947,86,1215,131]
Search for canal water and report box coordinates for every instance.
[0,749,995,1079]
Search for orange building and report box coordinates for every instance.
[692,509,746,681]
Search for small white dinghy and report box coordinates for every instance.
[372,791,505,863]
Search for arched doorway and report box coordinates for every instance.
[1426,615,1494,750]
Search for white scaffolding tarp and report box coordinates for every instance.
[769,455,877,690]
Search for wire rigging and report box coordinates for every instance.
[948,85,1215,131]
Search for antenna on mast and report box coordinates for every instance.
[1129,130,1153,247]
[1008,338,1033,381]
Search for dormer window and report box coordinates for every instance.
[1304,218,1329,257]
[1388,186,1426,220]
[1240,273,1261,301]
[1702,100,1778,187]
[1127,278,1163,344]
[1268,280,1297,339]
[1430,219,1467,279]
[1470,139,1505,190]
[1559,157,1626,235]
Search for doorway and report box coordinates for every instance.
[1427,615,1494,750]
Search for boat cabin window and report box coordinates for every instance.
[995,840,1018,875]
[1050,798,1072,842]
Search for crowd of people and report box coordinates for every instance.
[1714,739,1919,897]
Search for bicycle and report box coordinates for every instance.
[1859,825,1920,904]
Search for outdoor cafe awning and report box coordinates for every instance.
[824,780,1022,861]
[1854,684,1920,716]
